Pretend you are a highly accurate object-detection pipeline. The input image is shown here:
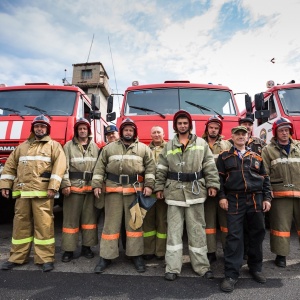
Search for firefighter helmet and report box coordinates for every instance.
[120,118,138,139]
[74,118,91,136]
[205,115,223,134]
[272,117,293,136]
[31,115,51,135]
[173,110,193,131]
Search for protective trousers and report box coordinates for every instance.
[224,193,265,279]
[165,203,210,276]
[204,196,227,252]
[62,192,98,251]
[8,197,55,264]
[270,197,300,256]
[143,199,167,257]
[100,193,143,259]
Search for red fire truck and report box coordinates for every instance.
[114,80,241,144]
[0,82,112,222]
[246,80,300,143]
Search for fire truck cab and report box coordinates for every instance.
[250,80,300,143]
[0,83,112,222]
[113,80,241,144]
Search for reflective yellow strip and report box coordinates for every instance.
[144,230,156,238]
[156,232,167,239]
[188,145,204,151]
[12,191,21,197]
[34,237,55,245]
[20,191,48,197]
[12,236,33,245]
[167,148,182,155]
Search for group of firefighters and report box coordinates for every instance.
[0,109,299,293]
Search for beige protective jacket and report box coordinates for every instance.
[262,137,300,198]
[92,138,156,195]
[0,135,66,198]
[155,134,220,207]
[61,137,99,194]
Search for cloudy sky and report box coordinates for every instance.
[0,0,299,111]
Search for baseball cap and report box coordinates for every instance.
[104,125,118,135]
[231,126,248,134]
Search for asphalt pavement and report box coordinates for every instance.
[1,209,300,300]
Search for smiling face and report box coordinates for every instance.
[231,130,248,148]
[150,126,164,145]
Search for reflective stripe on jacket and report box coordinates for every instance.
[61,137,99,194]
[155,134,220,207]
[0,135,66,197]
[92,138,156,195]
[262,137,300,198]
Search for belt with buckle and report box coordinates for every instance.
[69,171,93,181]
[167,171,203,182]
[106,172,144,185]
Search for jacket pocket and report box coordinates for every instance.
[223,155,237,170]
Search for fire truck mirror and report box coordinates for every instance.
[107,95,114,113]
[254,93,264,111]
[91,94,100,111]
[90,110,101,120]
[106,112,116,122]
[245,94,252,113]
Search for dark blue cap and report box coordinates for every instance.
[104,125,118,135]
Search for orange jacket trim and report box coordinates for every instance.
[205,228,217,234]
[126,231,143,238]
[63,227,80,234]
[101,232,120,240]
[271,229,290,237]
[70,186,93,193]
[105,186,143,193]
[273,191,300,198]
[220,226,228,233]
[81,224,97,230]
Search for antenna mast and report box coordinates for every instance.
[86,34,94,63]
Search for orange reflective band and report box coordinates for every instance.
[105,186,143,193]
[271,229,290,237]
[63,227,80,234]
[273,191,300,198]
[101,232,120,240]
[220,226,228,233]
[126,231,143,238]
[205,228,216,234]
[81,224,97,230]
[70,186,92,193]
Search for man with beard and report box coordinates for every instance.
[155,110,220,281]
[60,118,99,263]
[202,116,231,264]
[0,115,66,272]
[92,118,156,273]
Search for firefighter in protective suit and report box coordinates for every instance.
[0,115,66,272]
[262,117,300,268]
[60,118,99,262]
[155,110,220,281]
[202,116,231,263]
[92,118,156,273]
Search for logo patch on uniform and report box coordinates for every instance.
[255,160,260,169]
[258,146,262,154]
[259,129,267,142]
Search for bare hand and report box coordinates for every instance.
[143,187,153,197]
[208,187,217,197]
[156,191,164,200]
[219,198,228,211]
[62,187,71,197]
[94,187,101,198]
[263,201,271,212]
[1,189,10,198]
[47,189,56,198]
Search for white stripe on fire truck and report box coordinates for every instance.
[0,121,9,139]
[10,121,24,139]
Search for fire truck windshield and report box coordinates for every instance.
[0,90,76,116]
[278,88,300,115]
[124,88,236,116]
